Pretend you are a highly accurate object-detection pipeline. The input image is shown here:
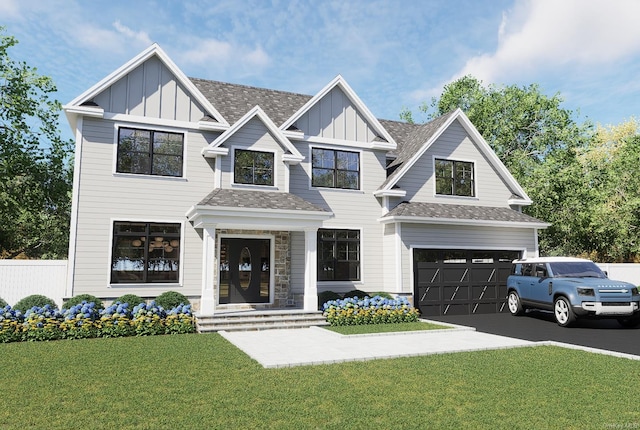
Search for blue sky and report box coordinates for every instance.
[3,0,640,140]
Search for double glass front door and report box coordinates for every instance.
[219,238,270,304]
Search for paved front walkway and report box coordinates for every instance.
[219,323,534,368]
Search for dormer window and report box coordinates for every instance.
[234,149,274,186]
[117,127,184,177]
[435,158,475,197]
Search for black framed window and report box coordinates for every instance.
[435,159,474,197]
[117,127,184,177]
[312,148,359,189]
[234,149,274,185]
[111,222,181,284]
[317,229,360,281]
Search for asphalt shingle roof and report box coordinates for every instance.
[190,78,312,127]
[197,188,329,213]
[384,201,546,224]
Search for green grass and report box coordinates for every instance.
[2,334,639,429]
[325,321,450,334]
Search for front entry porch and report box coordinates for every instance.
[185,188,333,316]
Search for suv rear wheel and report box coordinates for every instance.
[554,296,576,327]
[507,291,524,316]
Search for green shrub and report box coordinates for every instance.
[0,297,7,308]
[322,296,419,326]
[114,294,145,307]
[13,294,57,312]
[65,294,104,310]
[372,292,394,299]
[155,291,190,309]
[318,291,342,309]
[343,289,369,299]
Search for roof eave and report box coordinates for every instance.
[187,204,333,230]
[377,215,550,229]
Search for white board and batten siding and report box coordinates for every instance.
[294,86,378,143]
[92,56,206,123]
[398,120,515,207]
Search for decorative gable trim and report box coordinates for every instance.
[280,75,397,150]
[201,105,304,164]
[379,109,533,206]
[64,43,229,129]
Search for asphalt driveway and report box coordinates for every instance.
[430,311,640,356]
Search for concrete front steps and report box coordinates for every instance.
[196,309,329,332]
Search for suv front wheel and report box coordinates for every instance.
[507,291,524,316]
[554,296,576,327]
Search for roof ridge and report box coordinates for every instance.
[188,76,314,99]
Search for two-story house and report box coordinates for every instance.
[63,44,548,317]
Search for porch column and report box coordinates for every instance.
[303,227,318,311]
[200,226,216,315]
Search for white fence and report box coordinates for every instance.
[0,261,638,310]
[597,263,640,286]
[0,260,67,308]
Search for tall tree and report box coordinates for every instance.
[0,28,73,259]
[576,119,640,261]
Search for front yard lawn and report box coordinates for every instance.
[2,333,639,429]
[325,321,450,334]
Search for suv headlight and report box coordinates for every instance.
[577,288,595,296]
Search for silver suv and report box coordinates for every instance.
[506,257,640,327]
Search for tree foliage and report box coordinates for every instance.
[0,28,73,259]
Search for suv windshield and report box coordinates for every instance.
[548,261,606,278]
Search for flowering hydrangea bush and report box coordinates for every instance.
[322,295,419,326]
[0,300,195,343]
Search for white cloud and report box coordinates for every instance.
[458,0,640,83]
[113,21,153,47]
[177,37,270,75]
[0,0,20,19]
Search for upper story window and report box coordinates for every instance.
[234,149,274,186]
[435,158,475,197]
[111,221,181,284]
[117,127,184,177]
[312,148,359,190]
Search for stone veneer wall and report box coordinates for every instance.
[216,229,293,309]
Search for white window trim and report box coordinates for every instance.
[230,145,278,189]
[308,145,363,192]
[432,155,478,200]
[112,122,188,180]
[107,218,186,288]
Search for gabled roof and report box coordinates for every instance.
[64,44,228,128]
[280,75,397,150]
[379,201,549,229]
[377,109,533,205]
[202,105,304,163]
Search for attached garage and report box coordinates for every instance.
[413,249,520,316]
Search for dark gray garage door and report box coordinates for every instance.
[414,249,521,316]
